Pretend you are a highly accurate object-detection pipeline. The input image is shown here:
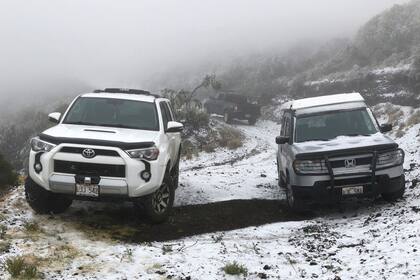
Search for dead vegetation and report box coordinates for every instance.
[406,110,420,127]
[5,256,39,279]
[183,124,245,159]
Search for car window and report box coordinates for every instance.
[295,108,378,142]
[163,102,174,121]
[160,102,170,130]
[280,112,291,137]
[167,103,176,121]
[63,97,159,131]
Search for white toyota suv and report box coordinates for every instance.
[25,88,183,223]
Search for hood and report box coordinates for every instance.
[293,133,398,159]
[40,124,160,149]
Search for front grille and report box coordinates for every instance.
[330,157,372,168]
[54,160,125,177]
[60,147,120,157]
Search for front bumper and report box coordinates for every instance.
[29,143,167,198]
[292,174,405,203]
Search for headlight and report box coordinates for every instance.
[125,146,160,161]
[293,159,328,174]
[30,137,56,152]
[376,149,404,167]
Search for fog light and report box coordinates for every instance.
[34,163,42,173]
[140,171,151,181]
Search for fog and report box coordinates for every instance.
[0,0,409,111]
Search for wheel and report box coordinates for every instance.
[382,177,405,202]
[25,177,72,214]
[285,175,304,211]
[171,154,180,189]
[248,117,257,125]
[223,111,232,124]
[279,175,286,188]
[137,172,175,224]
[277,159,285,188]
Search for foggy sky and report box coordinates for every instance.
[0,0,410,103]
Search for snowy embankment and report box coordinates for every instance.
[0,114,419,279]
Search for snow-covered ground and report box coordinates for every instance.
[0,115,419,279]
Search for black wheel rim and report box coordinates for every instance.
[152,183,171,214]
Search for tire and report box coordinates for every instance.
[223,111,232,124]
[137,172,175,224]
[171,154,180,189]
[248,117,257,125]
[285,175,305,212]
[277,159,285,188]
[25,177,72,214]
[382,177,405,202]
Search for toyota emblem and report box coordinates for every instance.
[82,148,96,158]
[344,159,356,168]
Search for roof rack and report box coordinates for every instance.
[93,88,160,98]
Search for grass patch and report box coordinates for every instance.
[23,221,42,234]
[0,241,11,253]
[222,261,248,276]
[407,110,420,127]
[217,126,244,150]
[0,224,7,238]
[5,256,39,279]
[52,244,80,260]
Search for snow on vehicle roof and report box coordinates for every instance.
[81,92,157,103]
[282,92,365,111]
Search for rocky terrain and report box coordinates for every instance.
[0,105,418,279]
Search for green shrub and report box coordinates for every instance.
[5,256,38,279]
[222,261,248,276]
[6,256,25,278]
[0,153,17,187]
[23,221,41,234]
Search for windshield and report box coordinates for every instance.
[63,97,159,131]
[295,108,378,142]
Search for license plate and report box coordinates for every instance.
[245,114,251,118]
[342,186,364,195]
[76,184,99,197]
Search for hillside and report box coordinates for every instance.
[195,0,420,107]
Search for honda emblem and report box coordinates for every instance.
[344,159,356,168]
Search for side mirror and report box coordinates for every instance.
[166,121,183,133]
[380,123,392,133]
[275,136,289,144]
[48,112,61,124]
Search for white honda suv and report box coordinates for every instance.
[26,88,183,223]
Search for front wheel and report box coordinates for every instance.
[285,176,305,212]
[136,173,175,224]
[25,177,72,214]
[382,175,405,202]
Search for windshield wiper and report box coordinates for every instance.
[300,138,330,142]
[342,133,371,137]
